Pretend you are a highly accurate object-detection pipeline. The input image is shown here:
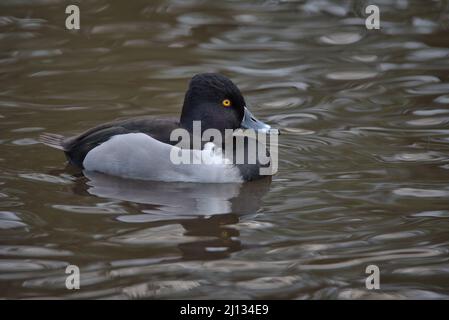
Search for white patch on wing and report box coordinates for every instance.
[83,133,243,183]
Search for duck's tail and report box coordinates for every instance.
[39,133,66,151]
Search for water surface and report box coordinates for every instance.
[1,0,449,299]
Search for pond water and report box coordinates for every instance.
[1,0,449,299]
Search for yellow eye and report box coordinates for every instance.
[222,99,231,107]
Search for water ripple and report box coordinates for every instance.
[1,0,449,299]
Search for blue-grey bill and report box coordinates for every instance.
[241,107,280,135]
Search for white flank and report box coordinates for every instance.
[83,133,243,183]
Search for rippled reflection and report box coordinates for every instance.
[82,171,270,217]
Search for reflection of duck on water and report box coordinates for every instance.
[82,171,271,216]
[71,171,271,260]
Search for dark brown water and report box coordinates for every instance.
[1,0,449,299]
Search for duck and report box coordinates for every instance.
[40,73,279,183]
